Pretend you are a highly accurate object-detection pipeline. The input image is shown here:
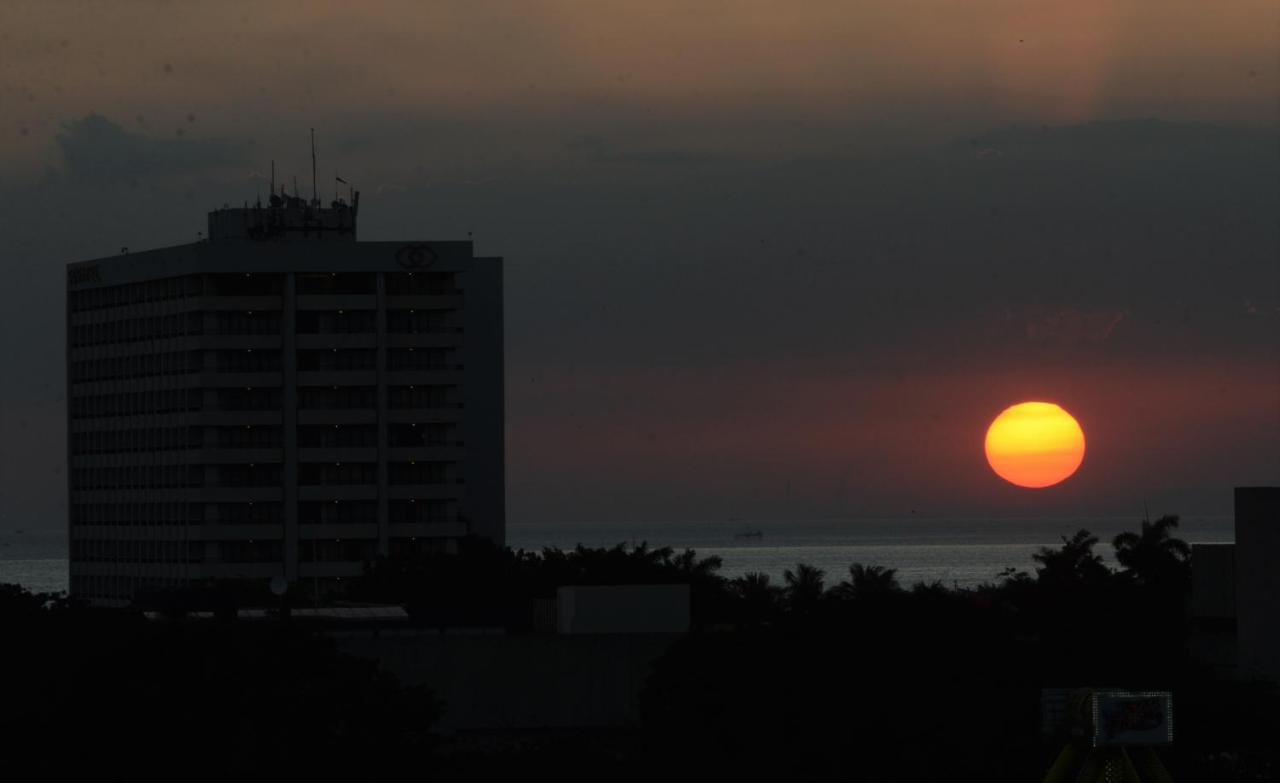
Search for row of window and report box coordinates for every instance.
[298,423,375,448]
[297,272,375,295]
[72,460,458,490]
[70,499,456,526]
[71,464,286,490]
[214,311,281,335]
[68,275,204,312]
[71,350,204,382]
[209,540,285,563]
[69,385,460,417]
[70,389,200,418]
[71,425,285,454]
[298,461,455,486]
[71,502,202,525]
[70,306,460,347]
[298,347,458,371]
[299,499,455,524]
[73,465,203,490]
[70,422,457,455]
[71,539,202,564]
[296,271,459,295]
[71,346,460,384]
[386,271,457,295]
[296,385,459,410]
[70,313,204,348]
[68,272,460,315]
[71,575,188,603]
[69,388,290,418]
[388,347,458,371]
[299,348,375,371]
[389,422,457,447]
[74,537,451,567]
[71,427,201,455]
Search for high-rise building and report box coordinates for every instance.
[65,192,503,607]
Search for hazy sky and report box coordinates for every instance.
[1,2,1276,531]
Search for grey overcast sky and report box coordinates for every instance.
[1,1,1276,532]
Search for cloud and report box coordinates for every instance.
[55,114,248,184]
[1022,308,1129,346]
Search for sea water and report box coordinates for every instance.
[0,515,1235,594]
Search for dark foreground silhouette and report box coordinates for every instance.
[3,515,1276,781]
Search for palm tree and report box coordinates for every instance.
[832,563,901,600]
[1112,514,1191,589]
[1032,529,1111,586]
[731,572,781,624]
[783,563,826,614]
[672,548,724,579]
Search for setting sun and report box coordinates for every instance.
[984,402,1085,489]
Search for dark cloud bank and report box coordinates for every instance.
[0,115,1275,528]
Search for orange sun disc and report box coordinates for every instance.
[984,401,1085,488]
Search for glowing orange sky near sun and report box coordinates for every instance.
[984,402,1085,489]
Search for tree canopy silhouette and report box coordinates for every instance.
[1113,514,1191,592]
[1032,528,1112,588]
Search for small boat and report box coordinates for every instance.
[734,529,763,540]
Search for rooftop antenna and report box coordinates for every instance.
[310,128,317,207]
[270,160,275,199]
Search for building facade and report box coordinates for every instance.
[66,195,503,607]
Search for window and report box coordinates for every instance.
[297,272,375,295]
[297,424,377,448]
[299,500,377,524]
[295,310,376,334]
[206,502,284,524]
[388,423,455,447]
[386,309,454,334]
[388,385,455,409]
[211,425,283,449]
[298,463,377,486]
[213,388,282,411]
[388,461,452,485]
[297,349,376,371]
[204,273,284,296]
[389,499,454,523]
[385,271,457,295]
[387,347,456,371]
[212,350,281,373]
[299,539,377,563]
[297,386,375,410]
[211,311,281,335]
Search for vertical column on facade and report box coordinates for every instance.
[283,272,299,583]
[375,272,389,558]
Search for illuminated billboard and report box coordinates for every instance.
[1091,691,1174,747]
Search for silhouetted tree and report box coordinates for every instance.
[729,572,781,625]
[831,563,901,600]
[671,547,723,578]
[782,563,825,616]
[1032,529,1111,588]
[1112,514,1191,591]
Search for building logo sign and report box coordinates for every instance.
[396,244,437,270]
[67,265,102,288]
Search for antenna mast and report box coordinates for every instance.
[310,128,317,206]
[270,160,275,199]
